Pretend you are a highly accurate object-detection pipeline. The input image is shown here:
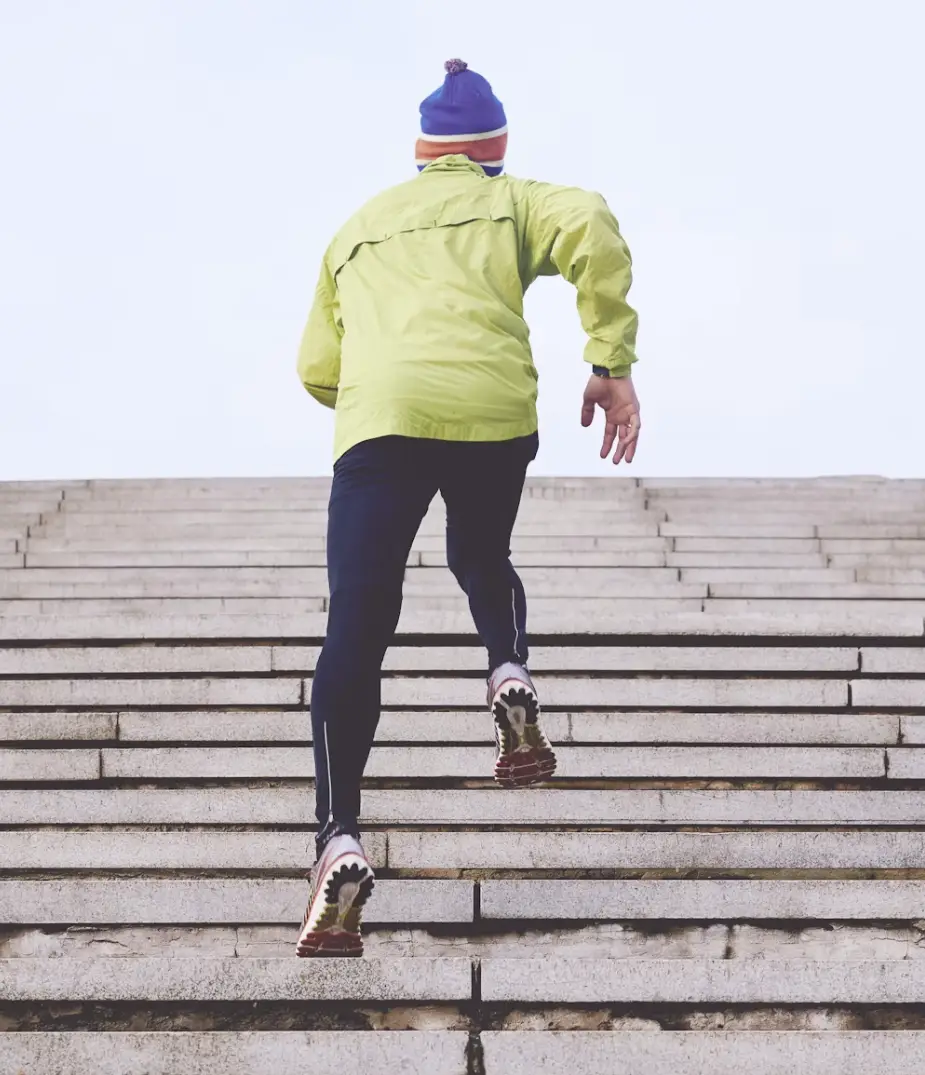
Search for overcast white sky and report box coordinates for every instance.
[1,0,923,480]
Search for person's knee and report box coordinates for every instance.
[451,543,512,587]
[327,580,403,644]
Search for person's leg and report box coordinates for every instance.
[311,436,438,850]
[441,433,539,673]
[440,431,555,787]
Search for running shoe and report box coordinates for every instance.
[488,661,557,788]
[296,832,375,957]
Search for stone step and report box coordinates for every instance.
[22,535,672,553]
[704,598,925,616]
[1,610,920,639]
[5,593,925,618]
[0,749,100,781]
[860,567,925,584]
[0,580,707,601]
[0,643,862,676]
[73,744,888,780]
[669,552,827,567]
[33,519,663,539]
[54,495,643,513]
[8,920,925,961]
[388,830,925,870]
[660,524,818,538]
[829,554,925,568]
[2,829,921,870]
[0,878,470,924]
[683,568,855,583]
[0,675,851,708]
[674,537,822,552]
[0,709,897,746]
[709,583,925,598]
[0,957,470,1001]
[23,550,342,568]
[0,598,326,616]
[39,511,660,531]
[3,788,921,826]
[2,956,924,1004]
[885,750,925,779]
[481,879,925,920]
[0,553,24,568]
[379,677,850,708]
[21,549,678,569]
[15,1032,920,1075]
[0,1033,469,1075]
[481,957,925,1003]
[824,538,925,552]
[662,505,925,520]
[484,1032,924,1074]
[0,831,385,869]
[819,525,925,539]
[0,677,303,707]
[4,878,923,926]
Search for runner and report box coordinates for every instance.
[295,59,640,956]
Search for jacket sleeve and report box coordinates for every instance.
[517,180,639,376]
[296,257,342,409]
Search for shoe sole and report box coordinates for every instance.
[296,853,375,958]
[492,681,557,789]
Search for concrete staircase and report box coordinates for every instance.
[2,475,925,1073]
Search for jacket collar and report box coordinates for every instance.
[418,154,488,178]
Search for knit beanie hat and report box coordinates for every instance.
[416,59,508,177]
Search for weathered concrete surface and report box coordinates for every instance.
[862,647,925,673]
[3,787,921,827]
[0,879,473,925]
[380,677,849,708]
[480,958,925,1003]
[854,681,925,707]
[481,1031,925,1075]
[0,957,471,1001]
[5,708,892,746]
[0,712,117,740]
[0,748,99,781]
[0,831,385,870]
[116,710,313,743]
[0,678,301,707]
[8,921,925,962]
[1,610,921,639]
[117,709,899,747]
[0,643,862,675]
[559,712,898,746]
[388,831,925,871]
[0,1032,469,1075]
[480,879,925,920]
[900,717,925,745]
[0,646,274,675]
[358,789,921,825]
[886,749,925,779]
[95,744,885,780]
[0,923,732,961]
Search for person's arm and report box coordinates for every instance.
[296,257,342,409]
[518,180,639,377]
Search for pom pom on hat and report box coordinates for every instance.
[444,58,468,75]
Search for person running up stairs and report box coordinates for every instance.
[295,58,641,957]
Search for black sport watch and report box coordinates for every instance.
[592,365,612,378]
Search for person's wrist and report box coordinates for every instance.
[591,365,612,378]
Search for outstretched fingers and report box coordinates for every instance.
[601,421,618,460]
[612,413,641,465]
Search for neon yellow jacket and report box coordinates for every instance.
[298,155,638,462]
